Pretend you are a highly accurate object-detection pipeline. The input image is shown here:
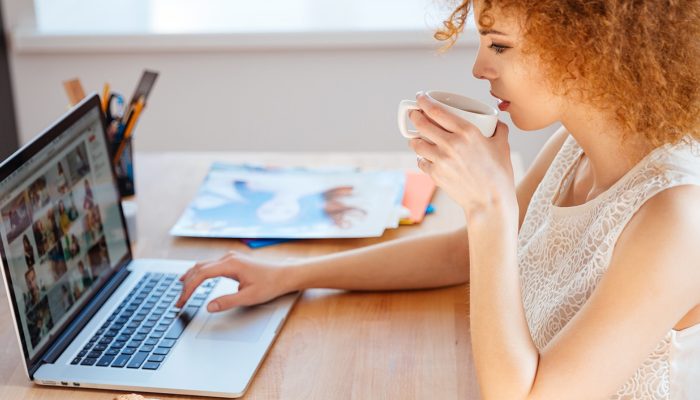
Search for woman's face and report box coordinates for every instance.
[471,2,564,131]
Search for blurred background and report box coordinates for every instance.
[0,0,556,165]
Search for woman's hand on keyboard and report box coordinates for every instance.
[176,251,292,312]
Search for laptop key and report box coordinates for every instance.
[105,348,120,356]
[71,357,81,365]
[158,339,176,348]
[147,354,165,362]
[153,347,170,356]
[111,354,131,368]
[80,357,97,366]
[126,351,150,369]
[87,350,103,359]
[97,355,115,367]
[164,320,186,340]
[121,347,136,355]
[104,329,119,337]
[149,331,163,339]
[188,298,205,307]
[164,307,197,340]
[112,341,126,349]
[142,362,160,370]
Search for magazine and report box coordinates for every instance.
[170,163,405,239]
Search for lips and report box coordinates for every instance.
[490,90,511,111]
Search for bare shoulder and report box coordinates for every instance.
[516,126,570,228]
[613,184,700,301]
[626,184,700,239]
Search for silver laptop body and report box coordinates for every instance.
[0,95,297,398]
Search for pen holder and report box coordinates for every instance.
[111,136,135,197]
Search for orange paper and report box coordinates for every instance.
[400,171,436,224]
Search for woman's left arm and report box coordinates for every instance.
[409,94,700,400]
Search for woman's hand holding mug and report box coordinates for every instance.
[398,91,517,221]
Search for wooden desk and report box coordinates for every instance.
[0,152,485,400]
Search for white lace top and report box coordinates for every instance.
[518,134,700,399]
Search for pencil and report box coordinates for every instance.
[101,83,110,112]
[113,97,145,165]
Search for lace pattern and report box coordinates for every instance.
[517,135,700,399]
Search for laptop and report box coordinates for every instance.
[0,94,298,398]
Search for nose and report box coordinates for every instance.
[472,48,497,80]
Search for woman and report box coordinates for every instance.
[57,200,71,234]
[177,0,700,398]
[23,234,35,269]
[56,163,68,194]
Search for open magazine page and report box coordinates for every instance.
[170,163,405,239]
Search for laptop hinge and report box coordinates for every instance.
[34,266,132,374]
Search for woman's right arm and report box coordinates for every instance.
[177,126,570,312]
[176,227,469,312]
[286,226,470,292]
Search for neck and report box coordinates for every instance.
[560,104,653,193]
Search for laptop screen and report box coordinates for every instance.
[0,102,130,361]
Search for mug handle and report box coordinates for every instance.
[397,100,421,139]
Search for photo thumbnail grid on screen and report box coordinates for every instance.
[1,137,112,354]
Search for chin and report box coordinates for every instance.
[509,109,557,131]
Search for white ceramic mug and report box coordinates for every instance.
[397,90,499,139]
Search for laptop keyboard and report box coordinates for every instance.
[70,272,219,370]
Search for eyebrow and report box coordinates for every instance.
[478,28,508,36]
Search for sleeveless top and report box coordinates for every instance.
[518,134,700,399]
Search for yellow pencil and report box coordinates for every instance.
[113,97,145,165]
[100,83,110,112]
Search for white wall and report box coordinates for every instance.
[2,1,556,167]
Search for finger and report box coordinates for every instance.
[416,93,476,136]
[408,109,449,147]
[179,260,209,282]
[408,137,440,162]
[491,120,509,142]
[176,260,240,307]
[180,250,237,282]
[207,291,253,312]
[416,155,435,175]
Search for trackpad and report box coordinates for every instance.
[196,306,275,343]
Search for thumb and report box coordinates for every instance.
[207,290,253,312]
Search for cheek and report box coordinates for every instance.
[506,75,561,131]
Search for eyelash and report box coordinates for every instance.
[488,43,510,54]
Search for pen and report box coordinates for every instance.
[101,83,110,113]
[113,96,145,165]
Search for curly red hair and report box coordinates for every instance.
[435,0,700,148]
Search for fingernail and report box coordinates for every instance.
[208,302,220,312]
[415,91,423,98]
